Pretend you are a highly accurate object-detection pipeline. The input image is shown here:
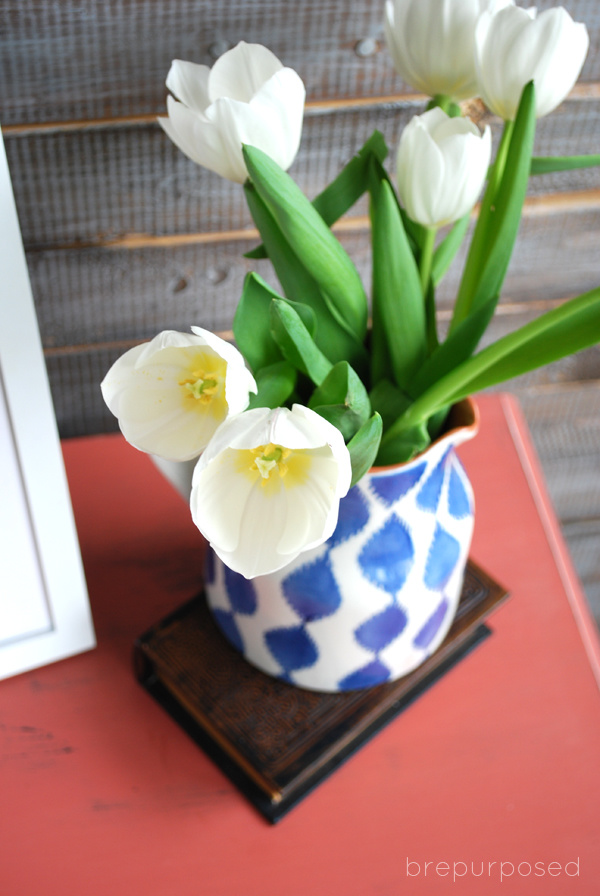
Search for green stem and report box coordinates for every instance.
[419,226,436,297]
[428,94,462,118]
[419,227,438,353]
[450,119,515,333]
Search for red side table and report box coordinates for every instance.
[1,394,599,895]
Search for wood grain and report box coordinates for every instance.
[26,201,600,352]
[2,0,599,126]
[5,98,600,251]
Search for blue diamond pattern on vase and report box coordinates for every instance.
[202,399,479,692]
[282,554,342,621]
[338,659,391,691]
[416,451,449,512]
[264,625,318,672]
[359,514,414,594]
[413,596,450,649]
[211,608,244,654]
[224,565,257,615]
[370,461,427,506]
[355,604,408,652]
[328,486,370,547]
[424,524,460,590]
[447,462,472,519]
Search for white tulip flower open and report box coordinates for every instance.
[396,107,491,229]
[475,5,589,120]
[384,0,513,102]
[190,404,352,579]
[101,328,256,462]
[158,41,305,183]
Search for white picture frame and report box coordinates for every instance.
[0,126,95,680]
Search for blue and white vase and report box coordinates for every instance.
[204,399,479,693]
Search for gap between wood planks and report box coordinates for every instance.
[6,84,600,252]
[24,189,600,253]
[3,82,599,137]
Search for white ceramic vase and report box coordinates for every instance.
[202,399,479,692]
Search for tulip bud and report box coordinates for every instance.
[474,5,589,120]
[396,108,491,229]
[384,0,513,102]
[158,41,306,183]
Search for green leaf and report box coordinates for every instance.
[312,130,388,226]
[369,378,411,430]
[384,286,600,440]
[471,83,536,313]
[368,159,427,390]
[432,215,470,286]
[427,405,451,442]
[233,273,284,373]
[531,154,600,175]
[270,298,333,386]
[455,288,600,394]
[247,361,297,409]
[243,145,368,343]
[452,82,536,328]
[243,182,323,319]
[308,361,371,440]
[347,413,383,488]
[246,130,388,260]
[310,404,366,441]
[243,182,367,371]
[375,419,430,467]
[280,298,316,336]
[309,361,370,417]
[408,294,497,397]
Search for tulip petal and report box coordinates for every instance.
[101,329,255,461]
[190,325,258,415]
[208,41,283,103]
[192,449,255,554]
[526,10,589,118]
[398,114,445,227]
[475,5,589,120]
[385,0,513,101]
[276,451,344,554]
[248,68,306,170]
[190,405,351,578]
[397,108,490,229]
[166,59,211,113]
[159,42,305,181]
[159,96,244,181]
[207,69,305,179]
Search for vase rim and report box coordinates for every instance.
[370,397,480,474]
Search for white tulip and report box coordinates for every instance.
[396,107,491,228]
[475,5,589,120]
[190,405,352,578]
[158,41,306,183]
[101,327,256,462]
[384,0,513,102]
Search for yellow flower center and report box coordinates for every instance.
[180,369,219,404]
[252,444,291,483]
[235,443,312,492]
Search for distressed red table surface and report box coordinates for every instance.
[1,394,599,895]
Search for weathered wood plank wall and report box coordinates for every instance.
[1,0,599,619]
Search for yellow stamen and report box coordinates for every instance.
[180,369,219,404]
[250,444,291,484]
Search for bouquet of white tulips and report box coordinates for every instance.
[102,0,600,579]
